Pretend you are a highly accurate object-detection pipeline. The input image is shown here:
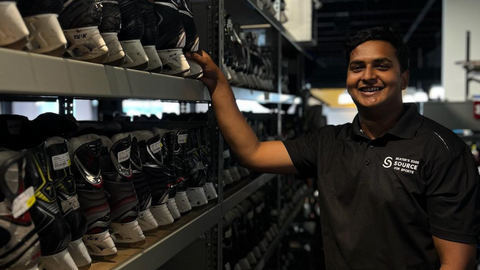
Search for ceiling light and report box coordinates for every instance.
[338,91,354,105]
[429,86,445,101]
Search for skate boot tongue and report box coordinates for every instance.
[0,150,27,200]
[108,134,132,178]
[0,115,30,151]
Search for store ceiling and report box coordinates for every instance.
[307,0,442,89]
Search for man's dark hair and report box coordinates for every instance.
[346,27,410,73]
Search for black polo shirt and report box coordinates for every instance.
[283,103,480,270]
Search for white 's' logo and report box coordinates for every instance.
[383,157,393,168]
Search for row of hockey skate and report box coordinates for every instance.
[0,113,224,270]
[0,0,203,78]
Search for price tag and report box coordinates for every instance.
[474,100,480,119]
[52,152,71,170]
[149,141,162,154]
[118,147,131,163]
[224,227,232,238]
[178,134,188,144]
[61,196,80,213]
[12,186,36,218]
[222,149,230,159]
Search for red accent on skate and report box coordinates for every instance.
[84,202,110,216]
[110,195,138,213]
[88,227,107,234]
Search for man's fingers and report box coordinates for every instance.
[186,51,208,67]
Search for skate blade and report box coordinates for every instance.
[158,223,175,229]
[115,239,146,248]
[146,66,162,73]
[78,264,92,270]
[91,253,118,261]
[186,70,203,79]
[180,210,191,216]
[105,56,125,67]
[142,227,159,234]
[2,36,28,50]
[43,45,65,57]
[128,61,149,70]
[85,53,109,64]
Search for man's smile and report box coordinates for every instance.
[358,86,385,92]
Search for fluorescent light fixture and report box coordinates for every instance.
[413,91,429,102]
[236,100,271,113]
[403,94,415,103]
[429,85,445,101]
[338,91,354,105]
[240,24,272,29]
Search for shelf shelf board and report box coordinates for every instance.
[223,173,277,214]
[0,48,210,101]
[232,87,297,104]
[456,60,480,72]
[254,190,311,270]
[89,203,221,270]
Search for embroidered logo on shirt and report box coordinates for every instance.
[382,157,393,168]
[383,156,420,174]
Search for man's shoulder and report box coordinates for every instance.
[310,123,352,139]
[418,116,468,156]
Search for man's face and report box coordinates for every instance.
[346,40,409,111]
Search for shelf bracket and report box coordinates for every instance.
[58,96,74,116]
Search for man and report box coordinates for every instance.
[186,27,480,269]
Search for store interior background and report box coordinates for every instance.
[1,1,479,270]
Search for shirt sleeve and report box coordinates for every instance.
[282,128,326,178]
[426,148,480,244]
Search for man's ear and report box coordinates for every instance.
[401,70,410,90]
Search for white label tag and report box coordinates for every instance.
[222,149,230,159]
[224,227,232,238]
[52,152,71,171]
[178,134,187,144]
[257,0,263,9]
[12,186,36,218]
[149,141,162,154]
[60,195,80,213]
[117,146,131,163]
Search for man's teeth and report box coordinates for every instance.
[360,87,381,92]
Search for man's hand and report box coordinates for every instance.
[185,51,228,94]
[433,236,476,270]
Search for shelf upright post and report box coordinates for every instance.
[277,31,282,138]
[466,31,470,100]
[58,96,74,116]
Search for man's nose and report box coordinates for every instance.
[362,66,377,82]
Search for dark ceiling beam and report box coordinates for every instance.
[403,0,437,42]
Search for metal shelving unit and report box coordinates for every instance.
[223,173,277,214]
[254,190,311,270]
[111,204,222,270]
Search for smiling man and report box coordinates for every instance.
[187,27,480,269]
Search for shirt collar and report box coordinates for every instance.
[349,103,423,140]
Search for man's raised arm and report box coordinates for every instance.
[186,51,297,174]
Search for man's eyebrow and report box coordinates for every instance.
[372,58,393,63]
[349,60,364,66]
